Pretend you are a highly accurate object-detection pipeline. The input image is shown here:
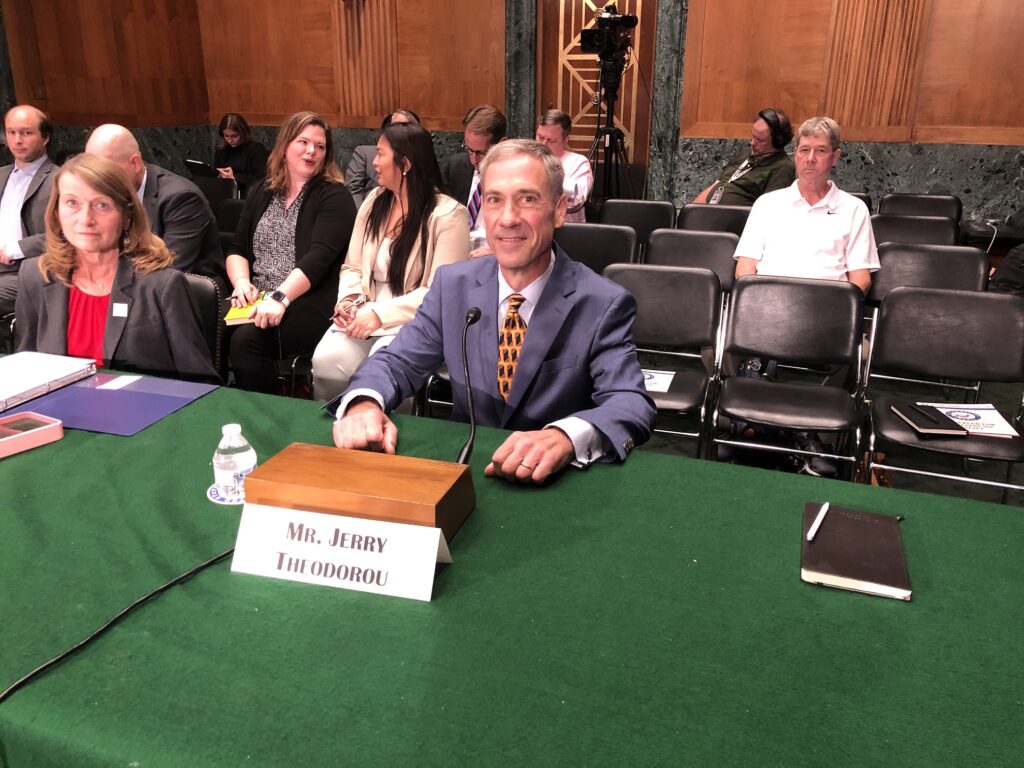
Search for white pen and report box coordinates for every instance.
[806,502,830,542]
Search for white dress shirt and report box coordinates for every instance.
[559,151,594,224]
[0,155,49,259]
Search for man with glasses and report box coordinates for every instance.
[331,140,655,485]
[442,105,507,250]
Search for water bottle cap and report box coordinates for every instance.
[222,423,242,436]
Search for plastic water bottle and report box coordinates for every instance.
[212,424,257,503]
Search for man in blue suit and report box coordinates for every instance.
[331,139,655,484]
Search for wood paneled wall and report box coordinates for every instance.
[4,0,209,125]
[681,0,1024,145]
[3,0,505,130]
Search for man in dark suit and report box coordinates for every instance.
[0,105,56,316]
[332,140,655,484]
[441,105,507,239]
[85,124,226,288]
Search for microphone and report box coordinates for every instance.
[456,307,482,465]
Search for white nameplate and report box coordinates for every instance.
[642,368,676,393]
[231,503,452,602]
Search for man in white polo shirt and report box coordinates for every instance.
[734,115,878,293]
[732,116,877,477]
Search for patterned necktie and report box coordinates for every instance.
[468,182,482,228]
[498,294,527,401]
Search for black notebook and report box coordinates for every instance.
[800,502,912,601]
[891,403,968,436]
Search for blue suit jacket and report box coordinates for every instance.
[336,248,655,460]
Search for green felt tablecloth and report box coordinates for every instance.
[1,386,1022,767]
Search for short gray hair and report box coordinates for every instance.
[798,116,841,150]
[478,139,565,202]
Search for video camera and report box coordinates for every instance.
[579,4,638,60]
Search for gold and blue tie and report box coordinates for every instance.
[498,294,526,401]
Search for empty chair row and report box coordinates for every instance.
[558,220,986,302]
[601,265,1024,501]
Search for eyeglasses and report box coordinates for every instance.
[462,144,491,160]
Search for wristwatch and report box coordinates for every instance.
[267,290,290,308]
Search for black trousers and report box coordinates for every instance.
[227,298,327,393]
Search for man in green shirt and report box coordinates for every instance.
[693,108,795,206]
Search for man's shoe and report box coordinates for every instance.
[794,431,838,478]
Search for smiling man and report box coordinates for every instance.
[330,139,655,484]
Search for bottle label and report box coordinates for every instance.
[214,465,255,494]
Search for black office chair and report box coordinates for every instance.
[867,243,988,311]
[2,312,16,354]
[554,223,636,273]
[711,276,865,478]
[216,198,246,254]
[644,229,739,294]
[604,265,722,456]
[676,204,751,238]
[866,287,1024,503]
[599,200,676,261]
[276,349,314,399]
[191,175,239,211]
[870,214,958,247]
[878,193,962,223]
[848,192,873,212]
[183,273,222,373]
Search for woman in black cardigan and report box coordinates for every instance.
[225,111,357,393]
[214,113,269,196]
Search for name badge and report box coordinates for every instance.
[231,503,451,602]
[112,302,129,317]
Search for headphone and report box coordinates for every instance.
[758,108,793,150]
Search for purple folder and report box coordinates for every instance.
[9,373,217,436]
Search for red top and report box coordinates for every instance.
[67,286,110,366]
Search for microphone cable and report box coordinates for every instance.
[456,307,482,465]
[0,545,235,705]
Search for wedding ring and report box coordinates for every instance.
[520,462,536,471]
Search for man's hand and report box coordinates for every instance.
[333,398,398,454]
[485,428,574,484]
[0,247,13,266]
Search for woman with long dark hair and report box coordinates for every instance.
[214,113,269,195]
[312,122,469,401]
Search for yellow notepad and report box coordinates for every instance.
[223,292,266,326]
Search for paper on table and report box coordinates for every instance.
[642,369,676,393]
